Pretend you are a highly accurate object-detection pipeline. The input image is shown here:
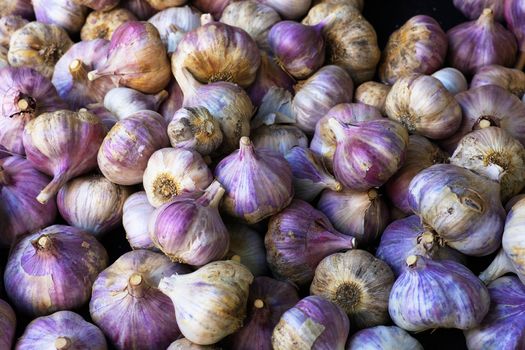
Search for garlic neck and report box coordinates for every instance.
[254,299,265,309]
[128,273,148,298]
[69,59,88,81]
[477,8,494,27]
[417,231,436,252]
[199,180,225,208]
[55,337,72,350]
[239,137,256,158]
[15,93,36,114]
[33,235,53,252]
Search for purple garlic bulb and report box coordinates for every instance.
[103,87,168,120]
[159,79,183,123]
[454,0,504,20]
[447,8,517,76]
[265,199,356,286]
[16,311,107,350]
[215,137,294,224]
[389,255,490,331]
[148,180,230,266]
[346,326,423,350]
[123,192,157,251]
[505,0,525,70]
[329,118,408,191]
[470,65,525,98]
[272,296,350,350]
[32,0,88,34]
[90,250,189,350]
[4,225,108,316]
[464,276,525,349]
[0,299,15,350]
[251,124,308,156]
[122,0,157,20]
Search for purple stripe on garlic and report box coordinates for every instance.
[346,326,423,350]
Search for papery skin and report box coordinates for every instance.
[502,196,525,285]
[192,0,232,19]
[447,9,517,76]
[252,124,308,156]
[293,65,354,134]
[0,67,66,155]
[389,255,490,331]
[159,79,184,122]
[453,0,504,20]
[86,103,118,131]
[0,0,34,19]
[32,0,87,34]
[471,64,525,97]
[23,109,105,204]
[385,74,462,140]
[379,15,447,84]
[0,15,28,48]
[386,135,448,213]
[268,21,325,80]
[88,21,171,94]
[215,137,294,223]
[464,276,525,349]
[0,156,57,247]
[81,9,137,41]
[226,223,268,277]
[313,0,364,11]
[72,0,119,11]
[168,339,220,350]
[97,110,169,185]
[272,295,349,350]
[257,0,311,19]
[431,67,468,95]
[265,199,356,286]
[52,39,116,109]
[4,224,108,317]
[226,276,300,350]
[450,127,525,202]
[103,87,167,120]
[478,247,519,284]
[441,85,525,153]
[408,164,505,256]
[90,250,188,350]
[146,0,186,10]
[8,22,73,79]
[302,3,380,84]
[0,299,16,350]
[330,118,408,191]
[122,0,157,20]
[318,188,389,246]
[148,180,229,266]
[123,191,157,250]
[159,260,254,345]
[346,326,423,350]
[354,82,391,115]
[57,174,132,237]
[376,215,465,277]
[16,311,107,350]
[172,20,260,88]
[505,0,525,69]
[310,102,383,170]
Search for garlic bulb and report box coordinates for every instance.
[311,250,394,329]
[167,107,223,155]
[302,3,381,84]
[502,196,525,285]
[72,0,119,11]
[90,250,188,350]
[431,67,468,95]
[318,188,390,246]
[168,339,220,350]
[379,15,447,84]
[148,6,201,55]
[8,22,73,79]
[122,0,157,20]
[478,248,518,284]
[251,124,308,156]
[159,79,184,122]
[215,137,294,223]
[389,255,490,331]
[143,147,212,208]
[226,223,268,277]
[0,15,28,48]
[123,192,157,251]
[471,64,525,98]
[293,65,354,134]
[81,8,137,41]
[192,0,232,19]
[220,1,280,52]
[0,0,33,19]
[354,81,391,115]
[159,260,254,345]
[385,73,462,139]
[0,299,15,350]
[57,174,132,237]
[453,0,504,20]
[32,0,88,34]
[347,326,423,350]
[256,0,311,19]
[103,87,168,120]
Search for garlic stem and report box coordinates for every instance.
[367,189,378,200]
[254,299,264,309]
[153,90,169,109]
[239,137,256,157]
[54,336,71,350]
[478,8,494,26]
[479,248,516,284]
[34,235,52,251]
[17,99,29,111]
[197,180,225,208]
[231,255,241,263]
[406,255,418,267]
[37,171,69,204]
[418,231,436,252]
[128,273,147,298]
[478,119,493,129]
[69,59,88,81]
[200,13,213,26]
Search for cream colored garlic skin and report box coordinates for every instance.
[81,8,137,41]
[354,81,391,115]
[123,192,157,251]
[159,260,253,345]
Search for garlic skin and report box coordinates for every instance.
[293,65,354,134]
[347,326,423,350]
[0,299,15,350]
[168,339,220,350]
[123,192,157,251]
[57,174,132,237]
[354,82,391,115]
[215,137,294,224]
[302,3,381,84]
[226,223,268,277]
[0,0,33,19]
[221,1,280,52]
[8,22,73,79]
[148,6,201,55]
[103,87,168,120]
[379,15,447,84]
[252,124,308,156]
[447,9,517,76]
[389,255,490,331]
[97,110,169,185]
[159,260,254,345]
[143,147,213,208]
[145,0,186,10]
[385,74,462,139]
[0,15,28,48]
[72,0,119,11]
[32,0,88,34]
[502,196,525,285]
[122,0,157,20]
[90,250,188,350]
[4,225,108,316]
[256,0,311,19]
[450,127,525,202]
[470,64,525,98]
[311,250,394,329]
[81,9,137,41]
[313,0,364,10]
[408,164,505,256]
[272,296,349,350]
[431,67,468,95]
[478,248,518,284]
[16,311,107,350]
[453,0,504,21]
[192,0,232,19]
[159,79,184,122]
[318,188,389,246]
[505,0,525,70]
[86,103,118,131]
[168,107,223,155]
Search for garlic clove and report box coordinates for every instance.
[81,8,138,41]
[432,67,468,95]
[478,248,518,285]
[123,191,157,251]
[346,325,423,350]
